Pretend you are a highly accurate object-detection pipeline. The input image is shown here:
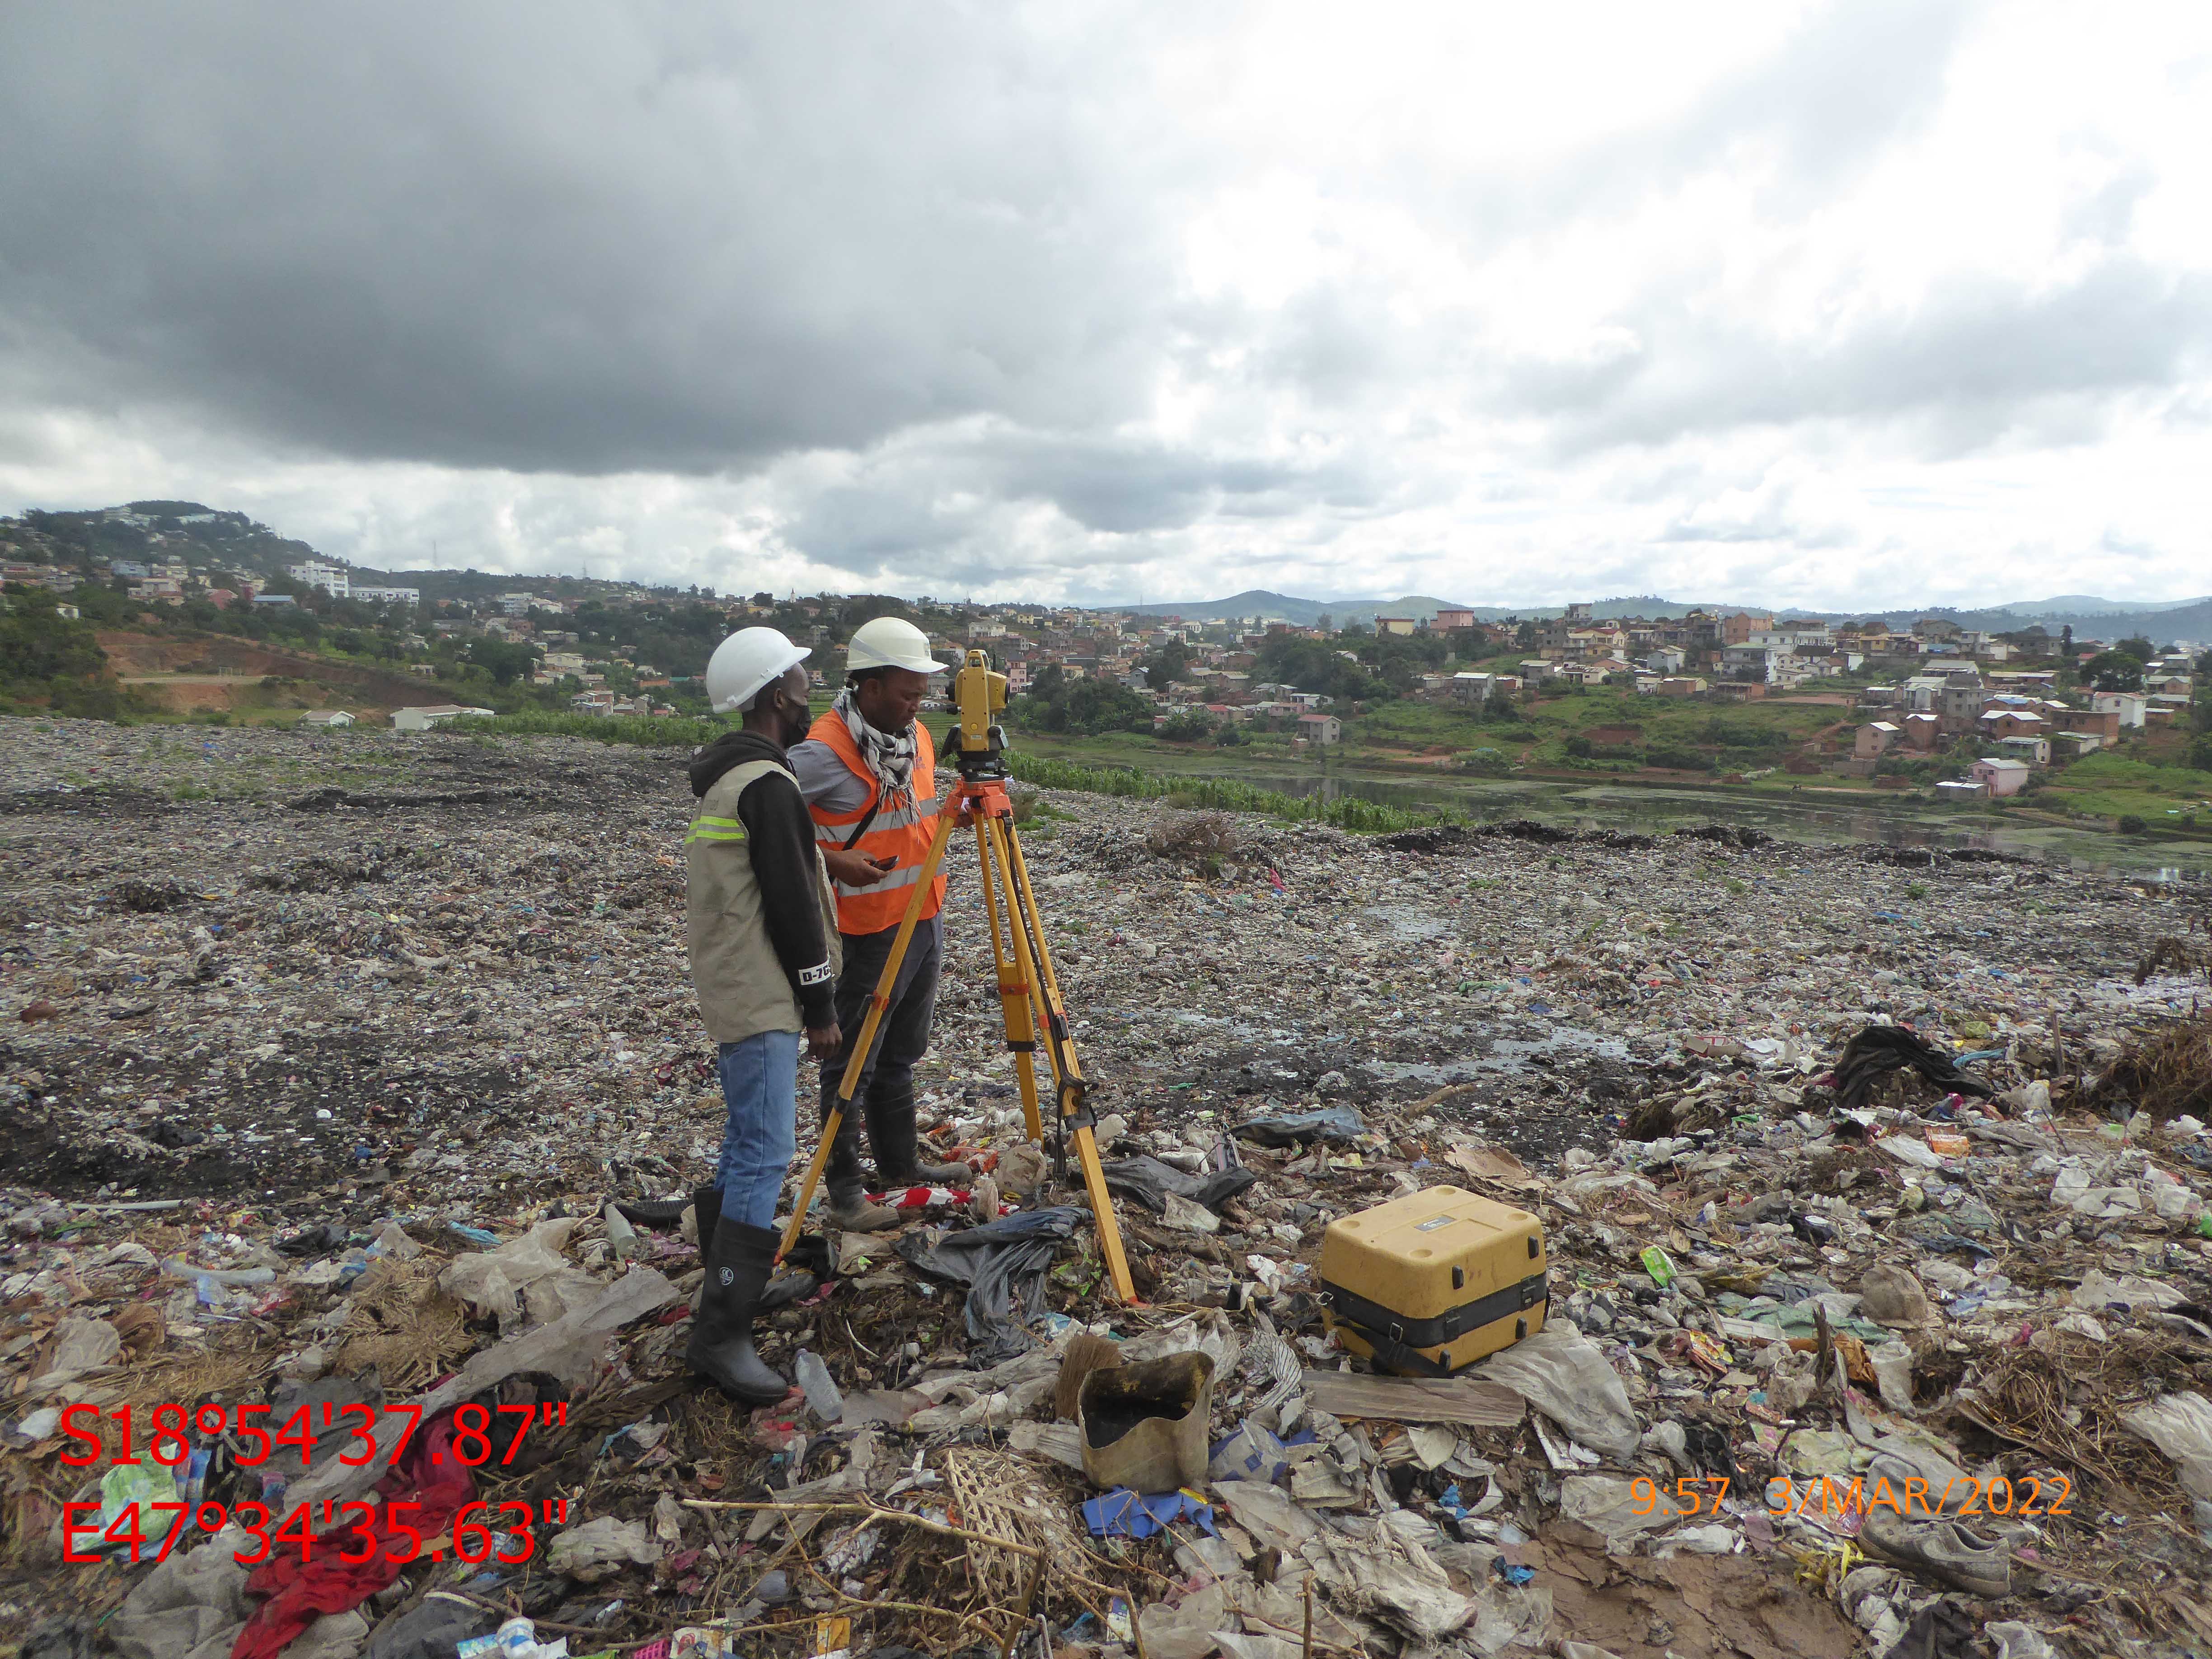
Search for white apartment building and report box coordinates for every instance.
[286,560,350,599]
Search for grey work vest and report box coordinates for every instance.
[685,758,842,1044]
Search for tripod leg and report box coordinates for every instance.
[984,818,1063,1175]
[989,817,1137,1306]
[780,809,959,1260]
[972,818,1045,1144]
[1000,822,1073,1027]
[780,1103,846,1259]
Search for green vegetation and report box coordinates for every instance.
[0,589,153,720]
[1009,663,1154,735]
[1001,752,1446,833]
[2036,750,2212,829]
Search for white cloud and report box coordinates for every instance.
[2,0,2209,609]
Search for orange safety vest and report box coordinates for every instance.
[804,712,948,937]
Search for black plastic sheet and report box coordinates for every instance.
[895,1206,1082,1365]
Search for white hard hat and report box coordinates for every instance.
[844,615,946,677]
[704,627,811,715]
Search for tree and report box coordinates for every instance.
[2060,625,2073,659]
[1252,634,1384,703]
[1,592,108,684]
[1139,638,1189,690]
[2114,637,2156,662]
[468,638,540,686]
[2081,651,2144,692]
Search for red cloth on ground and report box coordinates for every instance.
[230,1409,475,1659]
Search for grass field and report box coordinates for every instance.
[2033,750,2212,825]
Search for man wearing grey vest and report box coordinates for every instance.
[683,628,844,1403]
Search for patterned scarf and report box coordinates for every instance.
[834,686,917,812]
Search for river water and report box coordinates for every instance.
[1243,768,2212,882]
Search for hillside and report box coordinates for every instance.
[1123,586,2212,639]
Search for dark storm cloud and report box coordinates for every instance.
[769,426,1382,581]
[0,5,1175,475]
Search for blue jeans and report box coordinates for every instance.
[715,1031,800,1228]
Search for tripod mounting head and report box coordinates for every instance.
[951,647,1010,780]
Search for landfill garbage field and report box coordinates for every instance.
[5,717,2212,1659]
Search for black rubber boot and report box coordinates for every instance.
[692,1185,721,1259]
[867,1087,971,1186]
[685,1219,790,1406]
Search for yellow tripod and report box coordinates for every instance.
[778,651,1137,1305]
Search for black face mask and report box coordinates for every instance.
[771,690,810,748]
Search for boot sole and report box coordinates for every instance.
[685,1360,790,1407]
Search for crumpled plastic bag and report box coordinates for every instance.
[36,1316,121,1384]
[2073,1271,2188,1314]
[1469,1327,1639,1460]
[1137,1581,1234,1659]
[1234,1105,1365,1148]
[2123,1391,2212,1501]
[1121,1308,1242,1378]
[439,1219,600,1333]
[1464,1584,1552,1656]
[109,1532,254,1659]
[1101,1155,1258,1215]
[547,1515,660,1582]
[1559,1475,1690,1543]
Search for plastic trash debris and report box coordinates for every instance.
[1079,1351,1215,1493]
[1859,1262,1934,1328]
[1469,1327,1638,1460]
[1833,1026,1994,1107]
[2123,1391,2212,1501]
[1208,1420,1293,1485]
[1081,1487,1217,1540]
[1101,1155,1258,1214]
[1233,1104,1366,1148]
[793,1350,844,1423]
[895,1206,1082,1366]
[547,1515,661,1583]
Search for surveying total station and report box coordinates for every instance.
[779,649,1137,1304]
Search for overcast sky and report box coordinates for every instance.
[4,3,2208,610]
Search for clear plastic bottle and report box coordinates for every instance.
[792,1350,843,1422]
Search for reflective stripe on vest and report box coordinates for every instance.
[809,796,937,842]
[804,711,947,934]
[686,814,746,844]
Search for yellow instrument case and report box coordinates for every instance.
[1318,1185,1548,1375]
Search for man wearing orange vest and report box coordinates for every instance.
[787,615,972,1230]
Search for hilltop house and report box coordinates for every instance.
[392,704,493,731]
[1854,722,1900,759]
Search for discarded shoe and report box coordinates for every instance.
[1860,1508,2011,1597]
